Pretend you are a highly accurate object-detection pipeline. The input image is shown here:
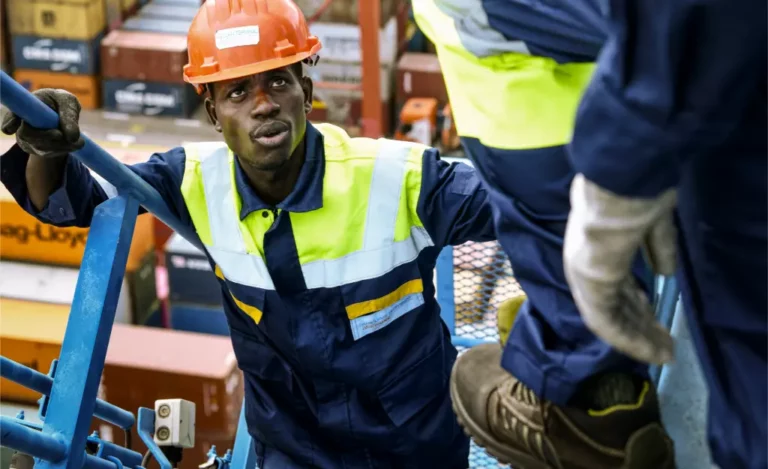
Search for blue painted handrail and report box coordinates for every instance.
[0,357,134,430]
[0,71,202,250]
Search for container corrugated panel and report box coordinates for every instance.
[121,16,192,35]
[14,68,101,109]
[101,29,187,83]
[139,2,200,20]
[103,78,200,117]
[11,33,102,74]
[8,0,106,41]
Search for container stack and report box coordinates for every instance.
[7,0,109,109]
[298,0,401,135]
[100,0,202,117]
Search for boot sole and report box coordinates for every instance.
[449,368,551,469]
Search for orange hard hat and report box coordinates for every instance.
[183,0,322,93]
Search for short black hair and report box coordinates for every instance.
[205,61,304,98]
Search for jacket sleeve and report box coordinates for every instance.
[568,0,766,198]
[0,144,193,229]
[416,148,496,247]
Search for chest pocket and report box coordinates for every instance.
[342,273,426,341]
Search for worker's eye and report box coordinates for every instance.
[228,88,246,99]
[270,78,287,89]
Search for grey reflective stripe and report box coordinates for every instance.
[431,0,530,57]
[362,138,412,251]
[93,173,118,199]
[199,144,275,290]
[194,139,434,291]
[302,226,433,289]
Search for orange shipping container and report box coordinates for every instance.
[13,69,101,109]
[0,137,157,270]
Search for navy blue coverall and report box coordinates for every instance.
[568,0,768,467]
[0,123,497,468]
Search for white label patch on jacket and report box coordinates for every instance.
[350,293,425,341]
[215,26,260,50]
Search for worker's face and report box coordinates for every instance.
[205,64,313,171]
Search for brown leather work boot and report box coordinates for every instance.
[450,343,676,469]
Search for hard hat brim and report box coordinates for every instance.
[183,43,321,93]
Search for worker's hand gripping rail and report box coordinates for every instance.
[0,73,197,469]
[0,71,202,250]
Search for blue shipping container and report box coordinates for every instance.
[11,34,103,75]
[103,78,200,117]
[170,303,230,337]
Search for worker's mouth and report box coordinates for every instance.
[252,122,289,148]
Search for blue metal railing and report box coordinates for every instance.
[0,70,195,469]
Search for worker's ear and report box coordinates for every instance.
[204,96,222,132]
[301,76,313,115]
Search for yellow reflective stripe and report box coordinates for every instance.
[215,265,263,324]
[395,145,428,243]
[588,382,651,417]
[231,295,263,324]
[180,144,213,246]
[346,279,424,320]
[412,0,595,150]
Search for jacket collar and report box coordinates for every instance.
[234,122,325,219]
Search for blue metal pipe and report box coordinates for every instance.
[0,357,135,430]
[0,71,202,250]
[0,417,67,462]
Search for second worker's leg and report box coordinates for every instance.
[450,141,676,469]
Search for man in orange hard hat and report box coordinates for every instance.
[0,0,498,467]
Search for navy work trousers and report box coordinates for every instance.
[460,138,651,405]
[672,106,767,469]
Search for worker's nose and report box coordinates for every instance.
[250,91,280,119]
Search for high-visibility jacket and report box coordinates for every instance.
[412,0,597,151]
[0,122,494,468]
[176,123,489,467]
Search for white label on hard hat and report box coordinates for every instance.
[215,26,260,50]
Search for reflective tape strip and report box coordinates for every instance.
[214,266,264,323]
[349,292,425,341]
[208,246,275,290]
[346,278,424,319]
[302,226,433,289]
[200,146,248,251]
[362,139,411,251]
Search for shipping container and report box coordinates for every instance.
[170,303,229,336]
[11,33,102,75]
[101,29,187,83]
[309,17,398,65]
[0,0,8,71]
[104,0,139,31]
[138,2,200,20]
[151,0,203,5]
[121,16,192,35]
[165,233,222,307]
[103,78,200,117]
[14,68,101,108]
[0,261,135,403]
[8,0,106,41]
[396,52,449,107]
[295,0,397,27]
[100,324,243,436]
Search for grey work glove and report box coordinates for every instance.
[563,173,677,365]
[0,88,85,158]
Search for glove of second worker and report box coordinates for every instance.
[0,88,85,158]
